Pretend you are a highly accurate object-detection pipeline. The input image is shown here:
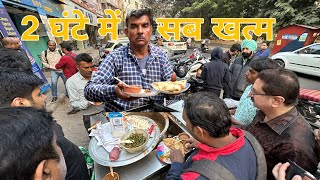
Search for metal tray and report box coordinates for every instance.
[89,115,161,167]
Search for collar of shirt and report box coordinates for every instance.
[192,127,245,161]
[259,107,298,135]
[47,48,59,53]
[76,72,87,80]
[127,43,158,60]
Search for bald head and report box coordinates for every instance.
[1,37,11,47]
[1,37,20,49]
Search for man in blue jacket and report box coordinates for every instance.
[254,41,270,59]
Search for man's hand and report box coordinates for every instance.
[272,162,303,180]
[184,137,199,152]
[313,129,320,140]
[89,102,103,106]
[170,149,184,163]
[115,82,138,101]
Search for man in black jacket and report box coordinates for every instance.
[222,43,241,66]
[229,40,257,100]
[0,37,32,71]
[201,47,231,97]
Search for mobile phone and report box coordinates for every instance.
[285,159,317,180]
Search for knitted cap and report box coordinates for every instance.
[241,40,257,52]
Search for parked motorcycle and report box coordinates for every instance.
[169,48,209,84]
[200,44,209,53]
[183,57,209,80]
[297,88,320,124]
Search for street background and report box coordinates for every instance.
[47,42,320,148]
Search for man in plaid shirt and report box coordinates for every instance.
[84,9,174,111]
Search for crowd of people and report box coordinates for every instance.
[0,7,319,180]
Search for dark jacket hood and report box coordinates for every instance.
[211,47,223,61]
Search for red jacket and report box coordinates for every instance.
[55,52,77,78]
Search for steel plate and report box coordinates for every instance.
[89,115,161,167]
[152,83,190,95]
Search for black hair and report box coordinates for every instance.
[250,58,281,73]
[0,107,59,179]
[184,91,231,138]
[76,53,93,65]
[7,35,18,38]
[59,42,72,51]
[230,43,241,52]
[0,70,43,106]
[47,40,56,45]
[261,41,270,46]
[125,8,154,27]
[258,69,299,106]
[0,55,33,73]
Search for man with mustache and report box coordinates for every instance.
[229,40,257,100]
[85,9,175,111]
[66,53,94,114]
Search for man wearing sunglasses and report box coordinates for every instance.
[245,68,319,180]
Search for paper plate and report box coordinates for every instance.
[126,89,159,97]
[152,83,190,95]
[156,136,189,164]
[156,141,172,164]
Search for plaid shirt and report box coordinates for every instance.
[84,43,173,111]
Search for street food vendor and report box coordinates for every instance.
[84,8,175,111]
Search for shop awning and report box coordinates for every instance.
[1,0,37,12]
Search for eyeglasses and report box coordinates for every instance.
[249,90,269,96]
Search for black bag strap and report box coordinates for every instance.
[243,130,267,180]
[182,159,236,180]
[44,49,63,64]
[44,50,48,64]
[58,49,63,56]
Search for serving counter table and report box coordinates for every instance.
[92,100,185,180]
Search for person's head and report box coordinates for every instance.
[47,40,57,52]
[241,40,257,59]
[0,55,33,73]
[211,46,223,61]
[0,107,66,179]
[1,37,18,49]
[249,69,299,112]
[260,41,269,50]
[229,43,241,56]
[59,42,72,53]
[75,53,93,79]
[245,58,280,84]
[183,91,232,143]
[10,36,22,50]
[0,70,46,109]
[125,8,153,48]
